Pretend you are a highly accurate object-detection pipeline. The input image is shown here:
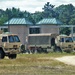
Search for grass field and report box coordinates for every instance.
[0,53,75,75]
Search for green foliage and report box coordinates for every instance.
[31,11,43,24]
[60,27,71,35]
[55,4,75,34]
[55,4,75,25]
[69,17,75,25]
[42,2,56,18]
[23,11,35,24]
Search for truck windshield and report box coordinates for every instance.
[8,35,20,42]
[14,35,20,42]
[60,38,64,42]
[73,37,75,41]
[65,37,73,42]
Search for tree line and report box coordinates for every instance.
[0,2,75,35]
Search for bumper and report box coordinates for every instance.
[62,47,73,51]
[4,49,21,54]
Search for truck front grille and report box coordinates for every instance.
[13,45,17,48]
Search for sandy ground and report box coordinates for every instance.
[55,56,75,66]
[5,55,75,66]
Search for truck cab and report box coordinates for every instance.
[55,35,74,52]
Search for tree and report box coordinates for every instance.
[55,4,75,24]
[31,11,43,24]
[55,4,75,35]
[0,9,8,25]
[23,11,34,24]
[60,27,71,35]
[42,2,56,18]
[6,8,12,20]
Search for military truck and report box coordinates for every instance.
[55,34,74,53]
[0,32,22,59]
[27,34,74,53]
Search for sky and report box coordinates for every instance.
[0,0,75,13]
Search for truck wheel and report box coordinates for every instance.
[55,47,62,53]
[8,54,17,59]
[65,50,71,53]
[0,50,5,59]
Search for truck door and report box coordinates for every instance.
[59,37,64,49]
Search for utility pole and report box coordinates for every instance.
[71,26,73,39]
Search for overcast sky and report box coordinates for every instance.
[0,0,75,13]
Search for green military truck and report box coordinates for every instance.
[27,34,74,53]
[0,32,22,59]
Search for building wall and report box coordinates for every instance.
[40,25,59,34]
[9,25,29,44]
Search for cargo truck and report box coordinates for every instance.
[27,34,74,53]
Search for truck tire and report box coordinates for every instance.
[55,47,62,53]
[0,50,5,59]
[64,50,71,53]
[8,54,17,59]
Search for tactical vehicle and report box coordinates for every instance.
[27,34,74,53]
[0,32,22,59]
[55,34,74,53]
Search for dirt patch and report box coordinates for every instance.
[55,56,75,66]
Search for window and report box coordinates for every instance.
[29,28,40,34]
[8,35,20,42]
[73,37,75,41]
[1,28,8,32]
[60,38,64,42]
[8,36,14,42]
[14,35,20,42]
[2,36,7,42]
[65,37,73,42]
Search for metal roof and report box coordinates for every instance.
[36,18,63,25]
[4,18,33,25]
